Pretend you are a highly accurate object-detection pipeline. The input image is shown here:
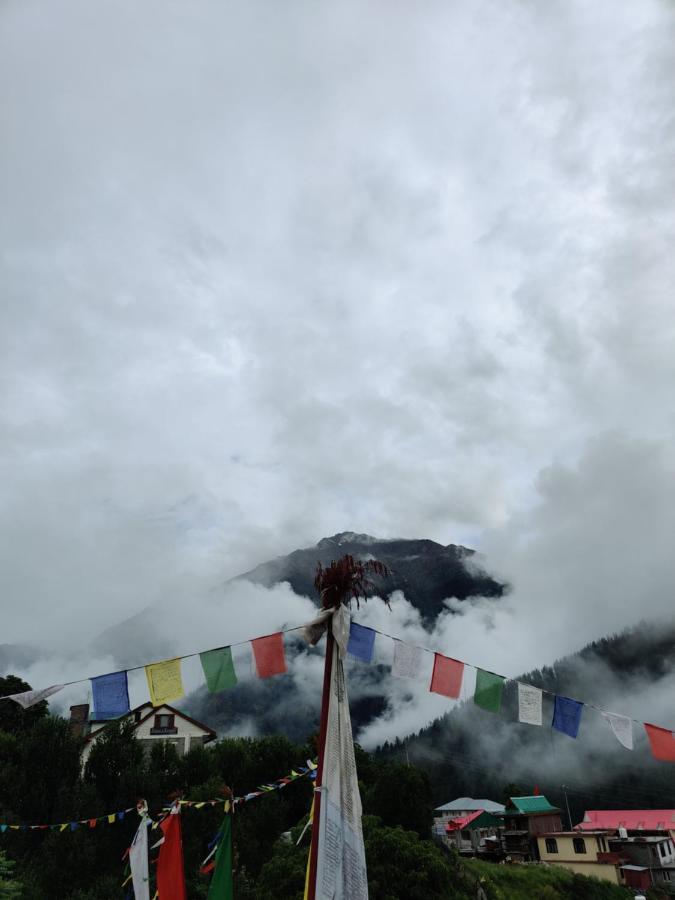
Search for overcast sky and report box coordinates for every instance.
[2,0,675,706]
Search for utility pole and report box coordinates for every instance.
[561,784,572,830]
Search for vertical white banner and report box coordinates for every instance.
[129,817,150,900]
[315,635,368,900]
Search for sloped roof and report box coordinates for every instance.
[577,810,675,832]
[85,702,216,743]
[505,795,561,815]
[446,810,502,832]
[435,797,505,813]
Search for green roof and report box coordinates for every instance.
[506,796,560,815]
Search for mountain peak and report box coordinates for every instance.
[317,532,387,549]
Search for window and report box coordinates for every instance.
[573,838,586,854]
[155,714,174,729]
[545,839,558,854]
[659,843,666,858]
[664,871,671,881]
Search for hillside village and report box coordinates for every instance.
[434,793,675,894]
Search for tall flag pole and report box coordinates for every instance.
[306,554,385,900]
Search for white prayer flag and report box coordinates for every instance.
[313,638,368,899]
[129,816,150,900]
[518,683,543,726]
[392,642,423,679]
[6,684,64,709]
[601,712,633,750]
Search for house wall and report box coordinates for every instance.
[537,836,621,884]
[81,706,212,765]
[547,861,621,884]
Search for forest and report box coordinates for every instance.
[0,674,663,899]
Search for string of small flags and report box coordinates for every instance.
[345,621,675,762]
[2,609,675,763]
[0,761,315,834]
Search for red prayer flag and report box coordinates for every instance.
[252,633,287,678]
[430,653,464,698]
[644,723,675,762]
[157,812,187,900]
[533,785,540,796]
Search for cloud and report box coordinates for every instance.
[1,0,675,728]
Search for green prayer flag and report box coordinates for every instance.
[208,814,233,900]
[200,647,237,694]
[474,669,504,713]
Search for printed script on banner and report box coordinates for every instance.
[315,636,368,900]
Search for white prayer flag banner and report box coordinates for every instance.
[392,642,423,679]
[300,609,334,646]
[129,817,150,900]
[518,683,543,726]
[601,712,634,750]
[314,639,368,900]
[231,642,255,681]
[7,684,65,709]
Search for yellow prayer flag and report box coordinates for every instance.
[145,658,184,706]
[107,814,115,824]
[194,802,206,809]
[59,823,69,832]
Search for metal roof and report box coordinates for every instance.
[505,795,561,815]
[577,810,675,831]
[435,797,505,813]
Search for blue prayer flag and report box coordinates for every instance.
[347,622,376,663]
[552,695,583,738]
[91,670,130,720]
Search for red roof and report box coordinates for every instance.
[576,810,675,831]
[446,810,483,832]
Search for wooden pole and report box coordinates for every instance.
[306,628,334,900]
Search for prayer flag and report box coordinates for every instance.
[207,813,233,900]
[108,814,116,824]
[644,723,675,762]
[601,712,633,750]
[429,653,464,699]
[251,633,286,678]
[552,696,583,738]
[474,670,504,713]
[311,627,368,899]
[347,623,376,663]
[200,647,237,693]
[157,808,187,900]
[145,658,184,706]
[91,670,130,720]
[300,609,333,646]
[6,684,64,709]
[391,641,423,679]
[129,818,150,900]
[518,683,543,726]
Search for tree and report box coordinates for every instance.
[0,675,49,733]
[84,719,145,808]
[365,761,433,838]
[0,850,22,899]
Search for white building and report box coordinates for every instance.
[70,702,216,765]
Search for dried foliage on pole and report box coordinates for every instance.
[314,554,390,610]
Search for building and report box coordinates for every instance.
[577,809,675,842]
[499,795,563,861]
[70,702,216,765]
[444,809,503,856]
[609,835,675,891]
[536,831,624,884]
[572,809,675,891]
[433,798,506,854]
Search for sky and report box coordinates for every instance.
[2,0,675,736]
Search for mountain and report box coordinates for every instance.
[378,620,675,821]
[181,532,506,740]
[92,531,506,665]
[236,531,505,624]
